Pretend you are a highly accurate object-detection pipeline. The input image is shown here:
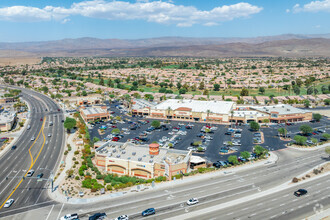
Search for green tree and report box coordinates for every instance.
[64,117,77,133]
[304,100,310,108]
[240,151,251,161]
[228,155,239,165]
[324,99,330,105]
[179,88,187,94]
[307,87,313,95]
[299,125,313,135]
[82,90,87,96]
[213,84,220,91]
[249,121,260,131]
[41,86,49,94]
[93,137,100,143]
[294,135,307,145]
[254,145,267,156]
[240,88,249,96]
[322,133,330,140]
[111,128,120,134]
[277,128,287,137]
[151,120,161,128]
[313,113,322,122]
[311,138,318,145]
[259,87,265,94]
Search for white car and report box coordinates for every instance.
[116,215,129,220]
[187,198,199,205]
[31,137,35,141]
[48,133,52,137]
[27,169,34,177]
[60,213,79,220]
[4,199,14,208]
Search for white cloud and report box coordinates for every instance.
[0,0,262,26]
[293,0,330,13]
[286,9,290,13]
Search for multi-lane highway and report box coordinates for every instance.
[0,86,64,217]
[5,144,329,220]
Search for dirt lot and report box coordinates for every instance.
[0,57,41,66]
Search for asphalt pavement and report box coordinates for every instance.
[0,86,65,217]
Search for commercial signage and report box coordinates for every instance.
[137,164,146,168]
[164,161,169,177]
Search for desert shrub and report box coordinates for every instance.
[313,169,320,175]
[75,176,80,180]
[292,177,299,183]
[64,151,68,155]
[106,185,112,191]
[306,174,310,178]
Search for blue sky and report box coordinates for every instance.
[0,0,329,42]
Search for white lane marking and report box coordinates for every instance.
[250,213,256,216]
[265,208,272,211]
[24,195,30,203]
[226,212,233,215]
[242,207,248,211]
[56,203,65,220]
[280,203,285,207]
[315,190,321,194]
[283,194,289,198]
[271,198,277,201]
[4,166,8,172]
[45,204,55,220]
[292,199,298,202]
[270,215,277,219]
[316,183,322,186]
[257,203,263,206]
[0,171,20,195]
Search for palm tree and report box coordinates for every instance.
[206,109,211,126]
[167,107,172,122]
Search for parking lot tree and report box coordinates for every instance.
[294,135,307,145]
[312,113,322,122]
[240,151,251,160]
[64,117,77,133]
[277,128,287,137]
[197,147,205,152]
[311,138,318,145]
[228,155,239,165]
[151,120,161,128]
[93,137,100,143]
[322,133,330,140]
[115,116,122,121]
[299,125,313,135]
[111,128,120,134]
[254,145,267,156]
[193,141,202,146]
[249,121,260,131]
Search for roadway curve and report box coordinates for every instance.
[0,85,64,217]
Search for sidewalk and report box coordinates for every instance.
[48,151,278,204]
[287,142,330,151]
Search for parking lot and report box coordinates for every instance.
[88,101,330,163]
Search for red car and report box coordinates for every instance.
[206,125,211,128]
[111,125,117,128]
[57,109,60,112]
[40,118,43,121]
[173,127,180,130]
[312,132,317,135]
[112,137,119,141]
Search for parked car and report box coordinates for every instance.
[89,212,107,220]
[187,198,199,205]
[11,145,17,150]
[142,208,155,217]
[4,199,14,208]
[294,189,308,197]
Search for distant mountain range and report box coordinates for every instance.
[1,34,330,57]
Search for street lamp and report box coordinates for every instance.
[39,168,54,192]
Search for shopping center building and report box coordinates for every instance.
[80,106,111,122]
[94,141,192,179]
[131,99,313,124]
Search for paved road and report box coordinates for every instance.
[0,86,64,217]
[5,146,328,220]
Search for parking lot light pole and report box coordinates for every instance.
[39,167,54,192]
